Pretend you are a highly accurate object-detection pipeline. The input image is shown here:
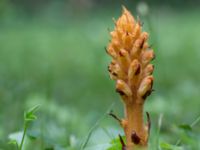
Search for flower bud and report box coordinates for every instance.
[143,64,154,77]
[138,76,153,99]
[106,46,117,59]
[108,61,126,80]
[128,59,141,81]
[116,80,132,97]
[118,49,131,72]
[131,32,148,58]
[141,50,155,65]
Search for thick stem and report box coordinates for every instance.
[124,101,147,149]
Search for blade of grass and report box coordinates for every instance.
[175,114,200,146]
[102,127,114,140]
[191,115,200,127]
[80,102,115,150]
[156,113,163,150]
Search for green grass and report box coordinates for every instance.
[0,7,200,149]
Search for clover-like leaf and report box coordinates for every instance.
[24,105,40,122]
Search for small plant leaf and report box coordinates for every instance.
[107,136,125,150]
[160,142,173,149]
[160,142,183,150]
[8,139,18,146]
[27,104,40,114]
[25,114,37,121]
[178,124,192,131]
[8,131,23,147]
[27,130,40,140]
[24,105,40,122]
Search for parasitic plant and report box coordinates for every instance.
[106,6,155,150]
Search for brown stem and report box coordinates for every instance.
[124,101,148,149]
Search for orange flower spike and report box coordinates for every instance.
[107,6,155,150]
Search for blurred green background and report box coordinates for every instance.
[0,0,200,149]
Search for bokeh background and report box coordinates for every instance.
[0,0,200,149]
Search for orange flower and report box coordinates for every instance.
[107,6,155,149]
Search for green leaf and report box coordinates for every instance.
[8,140,18,146]
[24,105,40,122]
[160,142,173,149]
[8,131,23,147]
[178,124,192,131]
[107,136,125,150]
[27,130,40,140]
[25,114,37,121]
[160,142,183,150]
[27,104,40,114]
